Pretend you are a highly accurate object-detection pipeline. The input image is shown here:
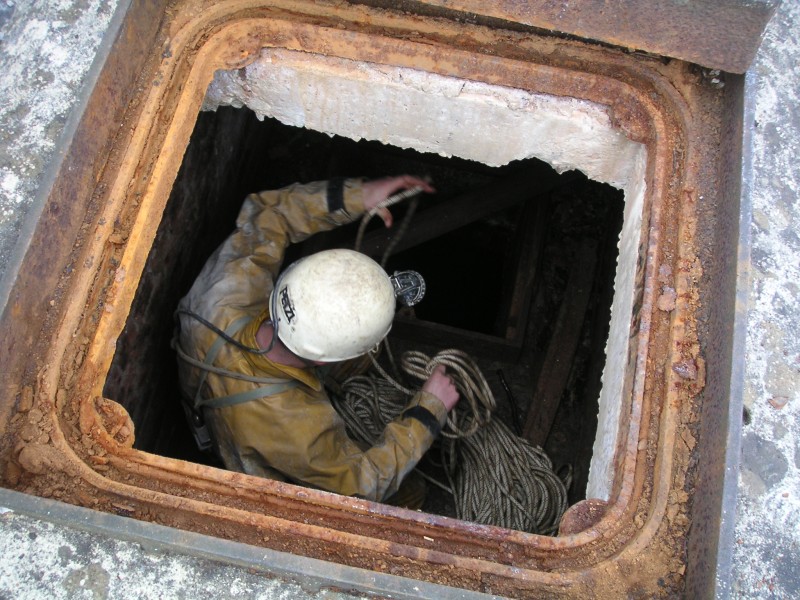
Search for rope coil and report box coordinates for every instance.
[331,348,570,535]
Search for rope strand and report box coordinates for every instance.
[330,348,570,535]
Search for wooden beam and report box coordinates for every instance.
[390,317,523,362]
[523,239,598,447]
[359,168,572,259]
[499,197,547,343]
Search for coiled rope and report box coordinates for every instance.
[331,349,570,535]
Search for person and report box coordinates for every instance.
[174,175,460,503]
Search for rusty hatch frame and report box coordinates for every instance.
[362,0,780,74]
[0,0,741,596]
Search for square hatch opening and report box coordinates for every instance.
[101,49,646,512]
[103,104,626,521]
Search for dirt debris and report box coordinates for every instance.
[17,386,34,412]
[767,395,788,410]
[672,359,698,380]
[657,286,677,311]
[17,443,73,476]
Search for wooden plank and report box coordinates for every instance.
[499,197,547,343]
[570,215,620,500]
[523,239,598,447]
[390,316,523,362]
[358,168,572,259]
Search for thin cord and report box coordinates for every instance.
[172,339,289,385]
[380,196,419,269]
[175,309,273,355]
[354,186,424,255]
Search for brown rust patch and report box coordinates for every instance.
[79,396,135,450]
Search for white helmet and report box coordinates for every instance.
[270,249,397,361]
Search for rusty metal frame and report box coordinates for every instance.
[355,0,780,74]
[0,0,732,596]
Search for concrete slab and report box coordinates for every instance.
[732,2,800,597]
[0,0,117,299]
[0,487,492,599]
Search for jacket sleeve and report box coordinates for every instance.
[220,387,448,502]
[180,178,365,320]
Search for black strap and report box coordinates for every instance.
[402,406,442,437]
[326,178,346,213]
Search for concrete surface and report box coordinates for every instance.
[0,0,116,292]
[0,487,490,600]
[0,0,797,597]
[732,3,800,597]
[0,491,358,600]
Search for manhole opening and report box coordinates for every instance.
[103,104,623,517]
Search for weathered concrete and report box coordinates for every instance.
[0,487,491,599]
[204,49,646,185]
[732,2,800,597]
[0,0,117,301]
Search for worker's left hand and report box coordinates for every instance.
[362,175,435,228]
[422,364,460,412]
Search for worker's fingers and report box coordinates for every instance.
[376,206,393,228]
[422,364,460,411]
[391,174,435,195]
[362,175,435,216]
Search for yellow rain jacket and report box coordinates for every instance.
[176,179,447,501]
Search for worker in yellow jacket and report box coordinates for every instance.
[174,175,459,503]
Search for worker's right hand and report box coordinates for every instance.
[422,364,460,412]
[362,175,435,228]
